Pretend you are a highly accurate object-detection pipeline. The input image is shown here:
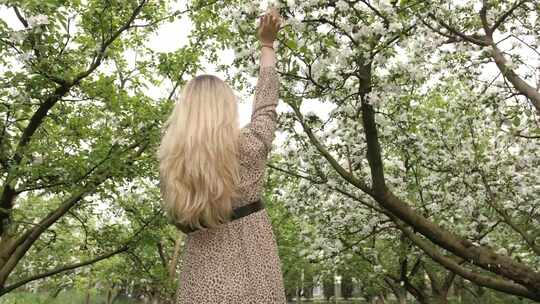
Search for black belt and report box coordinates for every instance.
[173,199,264,234]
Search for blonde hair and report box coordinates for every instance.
[158,74,241,231]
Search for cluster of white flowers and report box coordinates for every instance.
[341,103,355,116]
[32,153,43,165]
[371,20,385,35]
[353,25,372,40]
[308,60,324,80]
[335,47,352,66]
[367,90,383,108]
[283,144,296,156]
[230,9,241,19]
[325,128,339,142]
[336,0,349,11]
[27,14,49,28]
[267,0,281,8]
[504,56,518,70]
[388,21,402,32]
[286,17,306,32]
[376,0,394,15]
[9,31,26,43]
[7,87,19,98]
[17,52,34,62]
[112,137,129,145]
[237,1,258,15]
[234,47,250,60]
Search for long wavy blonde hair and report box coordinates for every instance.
[158,74,241,230]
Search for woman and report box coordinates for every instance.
[158,7,286,304]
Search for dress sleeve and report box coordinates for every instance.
[246,66,279,159]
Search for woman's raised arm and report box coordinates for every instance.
[246,8,282,158]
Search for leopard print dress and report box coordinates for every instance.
[175,66,287,303]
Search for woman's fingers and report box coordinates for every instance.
[259,11,282,32]
[274,16,281,27]
[272,16,282,31]
[267,15,277,26]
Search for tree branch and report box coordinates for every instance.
[73,0,148,83]
[427,13,490,46]
[285,99,373,196]
[391,215,540,301]
[12,7,28,28]
[1,245,129,295]
[490,45,540,113]
[0,0,150,236]
[490,0,530,33]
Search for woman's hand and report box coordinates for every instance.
[257,7,282,45]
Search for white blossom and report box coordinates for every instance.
[235,48,250,59]
[17,52,34,62]
[27,14,49,28]
[367,91,383,108]
[354,26,372,39]
[286,17,305,31]
[32,153,43,165]
[9,31,26,42]
[389,22,402,32]
[375,0,394,14]
[372,20,385,35]
[336,0,348,11]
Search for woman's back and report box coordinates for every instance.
[175,66,287,303]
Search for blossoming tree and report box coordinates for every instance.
[189,0,540,301]
[0,0,203,296]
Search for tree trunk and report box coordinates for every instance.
[168,234,184,280]
[106,288,112,304]
[106,283,118,304]
[49,285,64,298]
[385,278,407,304]
[111,289,123,304]
[423,295,448,304]
[395,289,407,304]
[85,291,91,304]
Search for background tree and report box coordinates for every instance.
[322,274,335,302]
[0,0,205,297]
[340,272,354,300]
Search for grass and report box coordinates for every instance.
[0,290,139,304]
[0,292,374,304]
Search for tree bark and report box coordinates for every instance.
[85,279,92,304]
[168,234,184,280]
